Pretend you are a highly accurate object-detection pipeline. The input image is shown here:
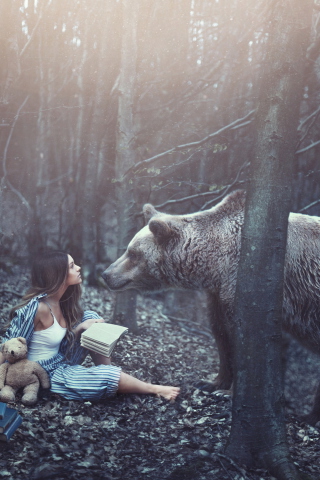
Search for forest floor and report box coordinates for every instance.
[0,267,320,480]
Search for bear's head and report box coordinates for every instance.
[102,190,246,294]
[1,337,28,364]
[102,204,193,292]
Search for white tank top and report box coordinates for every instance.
[28,302,67,361]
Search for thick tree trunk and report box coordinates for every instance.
[112,0,139,332]
[225,1,313,479]
[0,0,21,104]
[28,20,51,255]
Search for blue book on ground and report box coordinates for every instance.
[0,406,19,434]
[0,402,6,420]
[0,414,23,442]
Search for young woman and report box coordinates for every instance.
[0,251,180,402]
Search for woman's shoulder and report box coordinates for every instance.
[14,293,47,316]
[36,301,51,315]
[4,293,47,342]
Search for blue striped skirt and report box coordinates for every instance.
[40,352,121,402]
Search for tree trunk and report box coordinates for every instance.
[112,0,140,332]
[225,1,313,479]
[79,4,119,284]
[0,0,21,105]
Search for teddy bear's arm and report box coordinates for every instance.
[34,363,51,389]
[0,363,9,389]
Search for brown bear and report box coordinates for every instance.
[102,190,320,424]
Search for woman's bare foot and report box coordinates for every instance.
[153,385,180,401]
[117,372,180,400]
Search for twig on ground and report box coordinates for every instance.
[217,456,235,480]
[217,453,247,479]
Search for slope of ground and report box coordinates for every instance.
[0,268,319,480]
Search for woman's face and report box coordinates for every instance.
[65,254,82,286]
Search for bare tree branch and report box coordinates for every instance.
[152,162,249,211]
[154,187,226,210]
[298,197,320,213]
[39,170,73,187]
[20,10,43,57]
[296,105,320,150]
[297,105,320,131]
[200,161,249,210]
[231,120,252,130]
[137,149,200,181]
[3,96,29,178]
[1,95,32,212]
[125,110,255,177]
[296,139,320,154]
[136,62,222,114]
[150,179,212,193]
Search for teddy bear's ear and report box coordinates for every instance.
[17,337,27,345]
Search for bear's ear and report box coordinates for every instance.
[149,218,174,243]
[17,337,27,345]
[143,204,159,223]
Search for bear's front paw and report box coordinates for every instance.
[194,376,233,393]
[211,374,233,391]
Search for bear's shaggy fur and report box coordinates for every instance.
[102,190,320,424]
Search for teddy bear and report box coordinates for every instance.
[0,337,50,405]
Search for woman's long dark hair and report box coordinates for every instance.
[10,251,83,345]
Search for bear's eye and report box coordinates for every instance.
[128,251,138,262]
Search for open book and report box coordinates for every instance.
[80,323,128,356]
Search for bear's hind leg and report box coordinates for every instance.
[204,293,234,390]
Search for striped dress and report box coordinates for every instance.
[3,294,121,401]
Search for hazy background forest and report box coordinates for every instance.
[1,0,320,284]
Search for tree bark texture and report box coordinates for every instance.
[112,0,140,332]
[77,3,121,283]
[225,1,313,479]
[0,0,21,104]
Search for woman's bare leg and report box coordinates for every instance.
[89,352,180,400]
[118,372,180,401]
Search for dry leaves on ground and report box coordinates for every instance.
[0,268,319,480]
